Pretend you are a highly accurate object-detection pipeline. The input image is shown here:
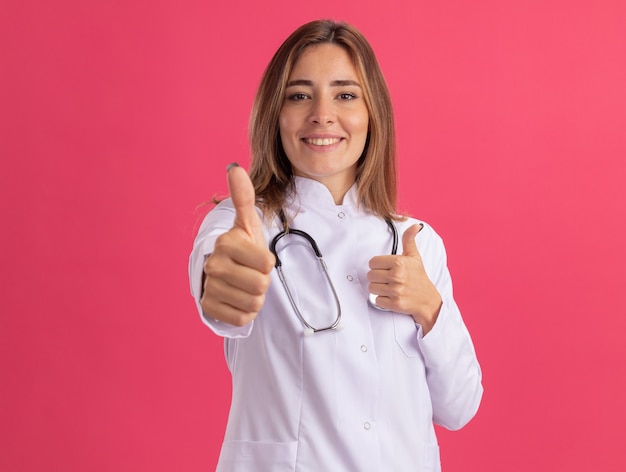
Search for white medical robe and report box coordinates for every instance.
[189,177,483,471]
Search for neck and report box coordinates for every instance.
[293,173,356,205]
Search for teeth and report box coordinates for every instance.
[304,137,341,146]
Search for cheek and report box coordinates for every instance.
[278,113,297,162]
[278,108,299,133]
[350,119,370,151]
[278,112,287,137]
[279,116,300,152]
[278,114,291,146]
[346,109,369,137]
[351,115,370,157]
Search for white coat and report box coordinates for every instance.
[189,177,483,471]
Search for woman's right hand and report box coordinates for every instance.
[200,164,275,327]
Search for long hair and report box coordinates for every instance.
[248,19,399,220]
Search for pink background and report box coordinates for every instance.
[2,0,625,470]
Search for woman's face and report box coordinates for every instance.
[279,43,369,202]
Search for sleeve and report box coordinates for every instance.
[415,223,483,430]
[188,200,254,339]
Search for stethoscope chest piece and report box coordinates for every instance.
[368,293,392,311]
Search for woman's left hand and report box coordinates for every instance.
[367,224,442,334]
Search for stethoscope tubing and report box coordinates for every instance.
[269,210,400,334]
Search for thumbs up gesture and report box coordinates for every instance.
[367,224,442,334]
[200,164,276,327]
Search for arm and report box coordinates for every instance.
[417,227,483,430]
[368,222,482,429]
[188,165,275,337]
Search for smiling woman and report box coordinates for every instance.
[279,44,370,203]
[247,20,399,222]
[189,19,482,472]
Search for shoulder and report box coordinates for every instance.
[396,216,447,258]
[197,198,236,233]
[197,198,278,241]
[398,216,443,242]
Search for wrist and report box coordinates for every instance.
[412,299,442,335]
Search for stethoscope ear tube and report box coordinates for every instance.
[271,228,324,268]
[269,211,405,333]
[388,218,398,255]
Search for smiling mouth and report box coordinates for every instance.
[303,137,342,146]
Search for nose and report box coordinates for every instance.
[309,97,335,125]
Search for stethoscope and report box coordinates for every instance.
[269,210,399,336]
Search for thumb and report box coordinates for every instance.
[227,163,266,246]
[401,223,424,257]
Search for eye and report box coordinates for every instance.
[287,92,310,101]
[337,92,357,100]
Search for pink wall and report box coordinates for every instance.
[2,0,625,470]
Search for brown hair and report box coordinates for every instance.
[248,19,399,220]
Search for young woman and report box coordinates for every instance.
[189,19,482,472]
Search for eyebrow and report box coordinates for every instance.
[285,79,361,88]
